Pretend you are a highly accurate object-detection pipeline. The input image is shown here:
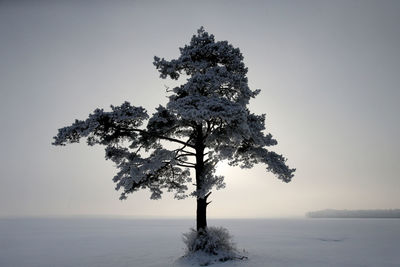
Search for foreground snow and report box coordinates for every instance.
[0,218,399,266]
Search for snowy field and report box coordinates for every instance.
[1,218,399,267]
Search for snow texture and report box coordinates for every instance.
[1,218,399,267]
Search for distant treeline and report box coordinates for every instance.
[306,209,400,218]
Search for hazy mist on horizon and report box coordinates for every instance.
[1,0,399,218]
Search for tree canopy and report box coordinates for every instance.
[53,27,295,211]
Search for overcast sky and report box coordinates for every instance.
[1,0,399,218]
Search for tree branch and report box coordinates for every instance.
[175,153,195,159]
[175,158,196,166]
[182,150,195,155]
[175,163,196,168]
[131,128,196,149]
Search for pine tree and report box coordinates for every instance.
[53,27,295,234]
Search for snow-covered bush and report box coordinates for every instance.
[182,226,246,265]
[183,226,236,254]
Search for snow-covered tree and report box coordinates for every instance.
[53,27,295,234]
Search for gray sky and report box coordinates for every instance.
[0,0,399,218]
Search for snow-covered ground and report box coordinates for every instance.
[0,218,399,266]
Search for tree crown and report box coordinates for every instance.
[53,27,295,200]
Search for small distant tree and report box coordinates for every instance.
[53,27,294,238]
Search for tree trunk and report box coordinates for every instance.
[195,124,208,232]
[196,197,207,231]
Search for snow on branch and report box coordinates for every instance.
[109,146,191,200]
[153,26,258,107]
[52,102,148,146]
[231,146,295,183]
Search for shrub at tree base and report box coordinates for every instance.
[181,227,247,265]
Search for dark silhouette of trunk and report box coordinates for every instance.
[195,124,209,232]
[196,197,207,231]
